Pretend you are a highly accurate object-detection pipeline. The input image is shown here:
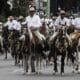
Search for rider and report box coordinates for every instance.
[17,16,26,41]
[4,16,15,31]
[73,13,80,32]
[70,13,80,73]
[49,10,71,43]
[5,16,21,38]
[22,6,46,73]
[68,16,75,26]
[24,6,46,44]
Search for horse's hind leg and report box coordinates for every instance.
[53,55,58,73]
[31,55,35,72]
[61,54,65,74]
[5,51,7,59]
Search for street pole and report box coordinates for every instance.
[48,0,50,17]
[26,0,29,16]
[39,0,40,15]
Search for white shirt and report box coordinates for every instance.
[45,18,49,25]
[25,14,42,28]
[5,20,21,31]
[55,16,69,27]
[68,18,75,26]
[16,22,21,31]
[48,19,53,27]
[73,17,80,29]
[5,20,17,30]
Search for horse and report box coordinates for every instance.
[2,26,10,59]
[19,26,37,73]
[50,26,69,75]
[67,32,80,73]
[8,29,21,65]
[29,22,50,73]
[78,37,80,72]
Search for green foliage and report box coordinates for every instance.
[0,15,6,22]
[12,0,28,16]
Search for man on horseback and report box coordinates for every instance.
[71,13,80,73]
[4,16,22,63]
[49,10,72,75]
[24,7,46,45]
[22,6,46,73]
[49,10,71,43]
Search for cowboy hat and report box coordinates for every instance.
[18,16,24,20]
[9,16,14,19]
[29,7,35,12]
[60,10,66,14]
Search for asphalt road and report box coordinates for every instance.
[0,54,80,80]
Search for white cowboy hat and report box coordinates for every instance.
[18,16,24,20]
[0,22,2,25]
[9,16,14,20]
[29,7,35,12]
[53,16,57,19]
[60,10,66,14]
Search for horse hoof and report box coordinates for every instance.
[77,70,80,74]
[61,72,65,76]
[36,71,41,75]
[72,69,78,73]
[4,57,7,60]
[53,72,58,75]
[22,72,26,75]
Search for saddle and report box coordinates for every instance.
[69,32,80,40]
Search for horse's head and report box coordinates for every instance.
[67,25,74,34]
[55,26,68,52]
[58,25,67,38]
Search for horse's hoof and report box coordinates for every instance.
[61,72,65,76]
[22,72,26,75]
[36,71,41,75]
[30,72,36,75]
[4,57,7,60]
[72,69,75,73]
[53,71,58,75]
[72,70,75,73]
[72,69,78,73]
[77,70,80,74]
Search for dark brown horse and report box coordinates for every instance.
[50,26,69,75]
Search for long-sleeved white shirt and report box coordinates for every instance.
[55,16,69,27]
[25,14,42,28]
[68,19,75,26]
[4,20,21,31]
[73,18,80,29]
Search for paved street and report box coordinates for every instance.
[0,54,80,80]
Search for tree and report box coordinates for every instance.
[12,0,30,16]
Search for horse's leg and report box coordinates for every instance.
[23,54,29,74]
[78,48,80,72]
[5,49,7,59]
[53,54,58,73]
[31,54,35,72]
[36,56,39,72]
[40,55,43,72]
[15,53,17,65]
[14,48,18,65]
[61,54,65,74]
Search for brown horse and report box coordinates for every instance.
[50,26,69,75]
[68,32,80,73]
